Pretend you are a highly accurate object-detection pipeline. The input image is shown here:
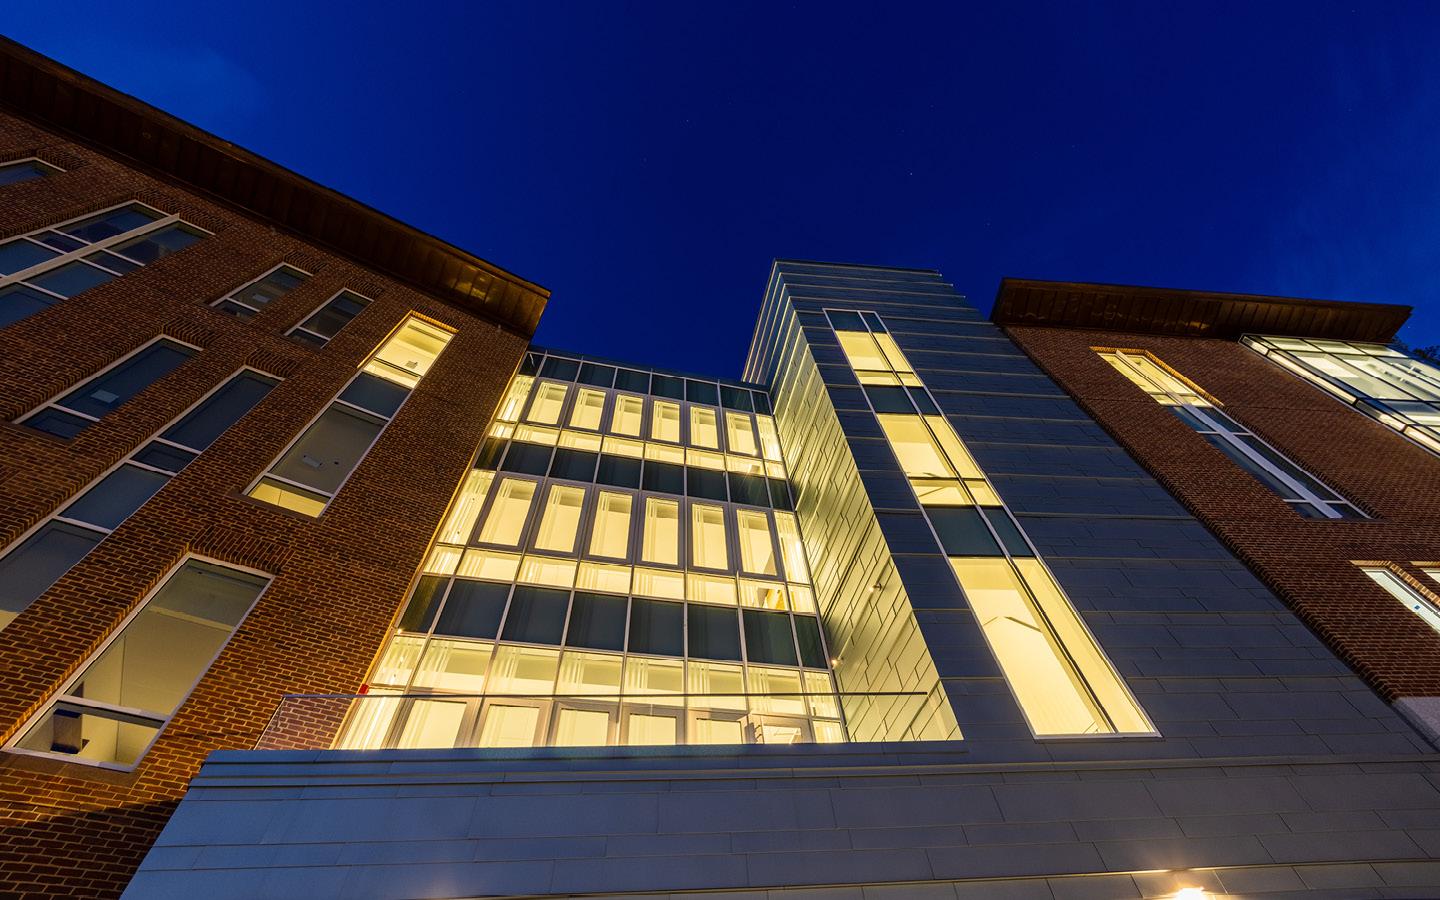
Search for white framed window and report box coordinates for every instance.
[18,335,202,438]
[212,264,310,319]
[0,202,208,330]
[249,315,453,515]
[0,369,279,630]
[1099,349,1365,519]
[6,556,271,770]
[1361,566,1440,635]
[286,289,372,347]
[0,157,63,186]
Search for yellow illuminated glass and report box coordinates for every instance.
[651,400,681,442]
[456,549,520,581]
[726,455,765,475]
[690,503,728,570]
[489,422,515,439]
[247,478,327,516]
[736,509,778,576]
[1100,351,1210,406]
[788,584,816,613]
[687,448,725,470]
[611,395,644,435]
[632,567,685,600]
[725,413,758,456]
[575,561,632,594]
[588,492,633,559]
[739,579,787,610]
[364,316,453,386]
[641,498,680,566]
[644,442,685,464]
[518,555,577,588]
[624,656,683,694]
[569,388,605,430]
[558,430,602,451]
[422,544,463,575]
[513,424,558,445]
[497,375,533,422]
[476,478,536,546]
[773,512,810,582]
[526,382,568,425]
[687,661,745,710]
[755,415,783,461]
[688,573,738,605]
[911,479,970,506]
[534,484,585,553]
[488,646,560,694]
[602,436,644,458]
[836,330,888,372]
[557,651,623,695]
[690,407,719,448]
[872,333,915,374]
[925,416,983,478]
[876,414,952,478]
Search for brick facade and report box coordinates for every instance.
[0,113,530,897]
[1005,325,1440,702]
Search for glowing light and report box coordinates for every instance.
[1174,889,1206,900]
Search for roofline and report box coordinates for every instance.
[771,258,944,276]
[992,278,1411,344]
[0,37,548,336]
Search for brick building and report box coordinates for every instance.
[7,35,1440,900]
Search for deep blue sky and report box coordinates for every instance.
[7,3,1440,377]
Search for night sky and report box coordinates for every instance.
[6,3,1440,378]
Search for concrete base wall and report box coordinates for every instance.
[125,743,1440,899]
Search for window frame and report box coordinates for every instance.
[0,156,65,184]
[285,287,374,347]
[210,262,313,318]
[16,334,203,435]
[3,554,273,771]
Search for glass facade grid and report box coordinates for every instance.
[0,201,207,329]
[826,309,1155,738]
[1244,335,1440,458]
[1099,349,1365,519]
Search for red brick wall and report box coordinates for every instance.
[0,112,529,897]
[1007,325,1440,703]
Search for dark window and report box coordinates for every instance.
[794,616,827,668]
[577,363,616,388]
[864,386,914,414]
[477,438,506,469]
[0,285,60,327]
[687,468,728,501]
[628,598,684,656]
[861,311,887,332]
[518,353,541,376]
[743,610,798,666]
[549,448,598,481]
[63,206,161,242]
[0,159,59,186]
[29,260,114,298]
[217,266,307,318]
[721,386,753,411]
[642,461,685,495]
[29,339,195,436]
[927,507,1002,556]
[84,250,141,274]
[62,465,170,531]
[0,522,103,623]
[688,605,742,661]
[500,442,554,476]
[290,291,369,347]
[24,408,89,439]
[111,224,203,265]
[500,585,569,645]
[826,310,865,331]
[130,441,196,474]
[767,479,794,511]
[614,369,650,393]
[686,380,719,405]
[752,393,772,415]
[398,576,447,633]
[565,592,628,651]
[162,372,277,451]
[339,372,409,418]
[981,508,1032,556]
[539,356,579,381]
[0,240,59,275]
[651,374,684,400]
[270,405,385,495]
[596,454,641,488]
[727,473,769,507]
[436,579,511,639]
[909,389,940,415]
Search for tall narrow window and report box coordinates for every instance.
[1361,567,1440,635]
[611,395,644,436]
[477,479,538,546]
[0,369,277,629]
[831,308,1153,738]
[9,559,269,768]
[212,265,308,319]
[20,337,198,438]
[588,492,633,559]
[534,485,586,553]
[569,388,605,430]
[725,413,758,455]
[642,498,680,565]
[691,503,728,570]
[736,510,778,576]
[1100,349,1364,519]
[496,375,534,423]
[249,316,452,515]
[651,400,681,442]
[527,382,569,424]
[0,203,206,329]
[773,512,809,582]
[287,290,370,347]
[690,407,719,448]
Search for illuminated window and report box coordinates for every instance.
[497,375,534,422]
[690,503,728,570]
[725,413,757,455]
[773,512,809,582]
[836,330,888,372]
[877,414,953,478]
[9,559,268,768]
[249,316,453,515]
[1361,567,1440,635]
[642,498,680,566]
[533,484,586,553]
[1245,335,1440,457]
[1100,349,1364,519]
[477,479,537,546]
[569,388,605,430]
[633,566,685,600]
[736,510,778,576]
[651,400,681,442]
[438,470,495,544]
[527,382,568,425]
[690,407,719,448]
[588,492,633,559]
[756,415,783,461]
[611,395,644,436]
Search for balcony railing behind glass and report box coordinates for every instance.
[255,692,927,752]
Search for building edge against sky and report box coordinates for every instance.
[4,34,1440,900]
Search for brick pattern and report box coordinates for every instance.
[0,113,527,897]
[1005,326,1440,701]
